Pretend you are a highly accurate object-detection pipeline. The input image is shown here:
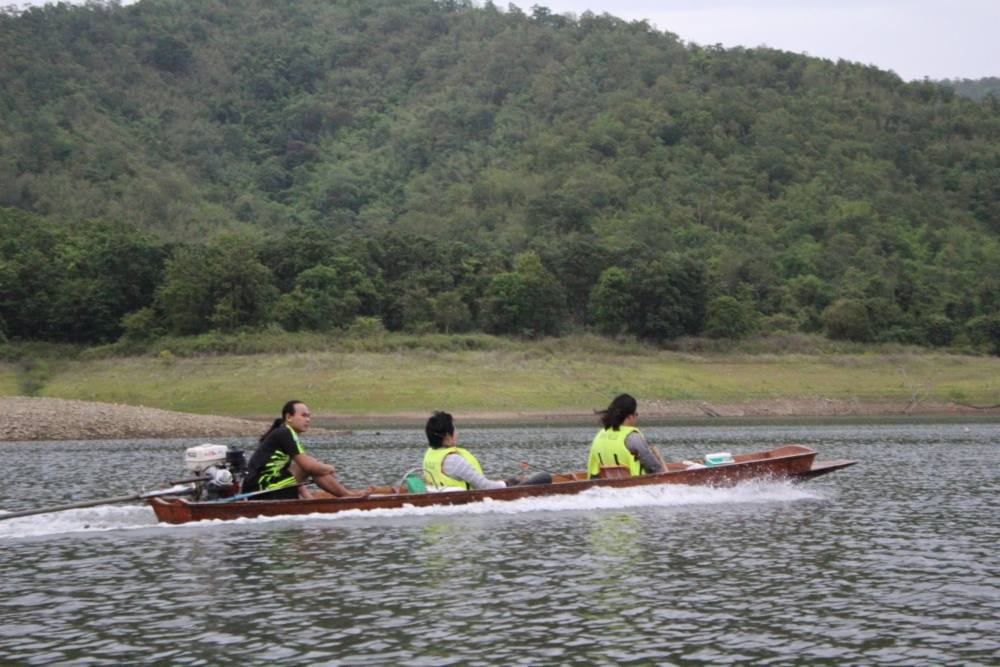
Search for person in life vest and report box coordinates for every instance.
[587,393,666,479]
[422,411,550,490]
[242,399,371,499]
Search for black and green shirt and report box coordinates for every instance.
[242,425,306,492]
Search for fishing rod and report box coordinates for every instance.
[493,454,571,481]
[651,445,669,471]
[497,444,669,480]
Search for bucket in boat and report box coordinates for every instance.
[704,452,734,467]
[404,474,427,493]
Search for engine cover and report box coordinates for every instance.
[184,444,229,473]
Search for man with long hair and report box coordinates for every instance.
[242,399,369,499]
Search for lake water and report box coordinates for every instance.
[1,422,997,665]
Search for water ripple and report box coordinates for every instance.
[1,423,998,665]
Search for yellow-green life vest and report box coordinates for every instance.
[588,425,643,478]
[423,446,484,489]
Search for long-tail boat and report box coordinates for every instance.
[148,444,856,525]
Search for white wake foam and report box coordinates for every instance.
[0,480,826,538]
[0,503,158,539]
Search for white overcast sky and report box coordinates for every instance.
[521,0,998,81]
[9,0,998,81]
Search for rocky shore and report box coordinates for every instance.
[324,396,995,427]
[0,397,269,441]
[1,396,994,441]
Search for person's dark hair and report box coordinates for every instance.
[260,399,304,443]
[596,393,637,431]
[425,410,455,448]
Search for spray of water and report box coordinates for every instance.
[0,480,827,539]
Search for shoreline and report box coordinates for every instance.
[314,397,1000,427]
[2,396,998,441]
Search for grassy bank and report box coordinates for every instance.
[2,334,997,417]
[0,366,18,395]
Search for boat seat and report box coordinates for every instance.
[597,465,630,479]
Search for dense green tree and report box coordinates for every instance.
[120,307,162,342]
[146,35,194,74]
[431,290,472,334]
[155,245,219,336]
[782,273,834,332]
[479,272,526,335]
[397,285,435,333]
[917,315,958,348]
[705,295,759,339]
[822,298,872,342]
[278,265,362,332]
[631,255,706,341]
[480,251,566,337]
[156,235,277,334]
[966,314,1000,356]
[50,219,165,342]
[536,234,606,325]
[0,208,68,340]
[207,238,277,331]
[0,1,997,350]
[0,209,163,342]
[939,76,1000,102]
[588,266,632,337]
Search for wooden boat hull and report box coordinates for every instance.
[149,444,856,524]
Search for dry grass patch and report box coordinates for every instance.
[0,363,19,395]
[34,348,1000,417]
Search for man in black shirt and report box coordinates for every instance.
[242,400,369,499]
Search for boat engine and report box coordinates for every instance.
[184,444,247,501]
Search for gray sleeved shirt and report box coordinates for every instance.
[441,453,507,490]
[626,431,665,474]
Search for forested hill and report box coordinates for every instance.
[940,77,1000,102]
[1,0,998,352]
